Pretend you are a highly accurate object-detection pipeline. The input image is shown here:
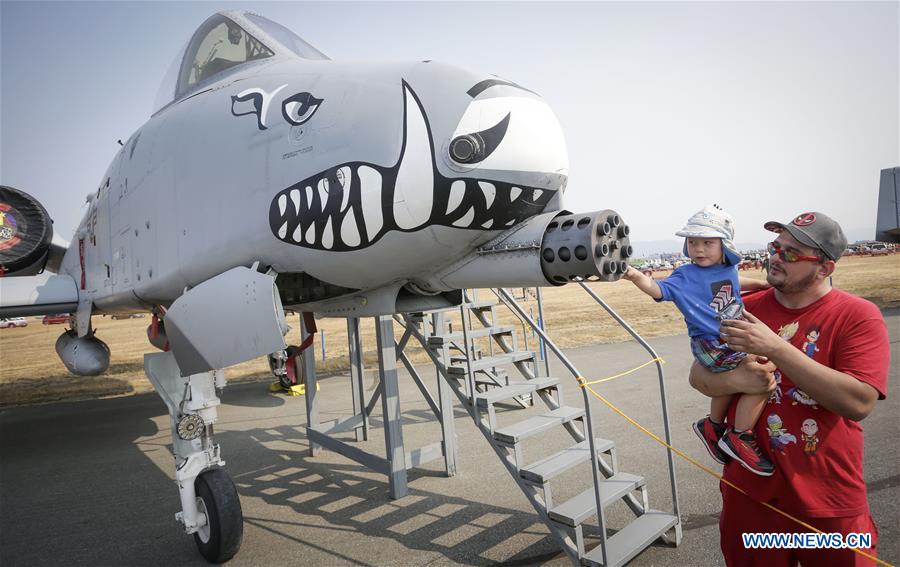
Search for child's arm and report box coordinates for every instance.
[739,276,771,291]
[623,266,663,299]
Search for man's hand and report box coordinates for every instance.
[720,310,785,358]
[734,355,778,394]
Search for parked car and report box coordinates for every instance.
[42,314,70,325]
[111,313,146,320]
[869,242,890,255]
[0,317,28,328]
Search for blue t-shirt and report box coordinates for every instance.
[656,263,742,340]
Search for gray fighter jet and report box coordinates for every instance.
[0,11,632,562]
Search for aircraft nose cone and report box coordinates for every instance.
[445,91,569,184]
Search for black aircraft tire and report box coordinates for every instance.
[0,186,53,273]
[193,468,243,564]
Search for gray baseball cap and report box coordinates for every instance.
[764,212,847,261]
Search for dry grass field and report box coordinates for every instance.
[1,254,897,407]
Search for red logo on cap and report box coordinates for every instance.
[793,213,816,227]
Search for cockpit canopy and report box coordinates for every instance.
[153,11,329,115]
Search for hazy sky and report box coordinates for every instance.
[1,1,897,249]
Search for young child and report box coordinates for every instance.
[623,204,773,476]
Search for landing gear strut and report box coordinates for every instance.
[145,351,243,563]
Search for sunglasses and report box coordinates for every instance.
[767,242,822,263]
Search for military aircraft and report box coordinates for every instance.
[0,10,632,562]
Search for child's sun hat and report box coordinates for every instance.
[675,203,741,266]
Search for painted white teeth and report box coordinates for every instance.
[482,219,493,229]
[533,189,543,200]
[452,206,475,228]
[338,167,352,212]
[358,165,382,240]
[506,219,516,226]
[318,178,329,209]
[292,223,304,243]
[341,209,361,247]
[278,194,287,217]
[305,222,316,243]
[447,180,465,214]
[478,181,496,209]
[322,217,334,249]
[510,187,522,202]
[290,189,301,215]
[393,85,434,229]
[305,186,313,211]
[278,221,288,239]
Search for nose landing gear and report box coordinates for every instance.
[145,351,243,563]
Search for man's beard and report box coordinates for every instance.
[768,267,819,294]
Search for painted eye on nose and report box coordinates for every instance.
[449,113,510,164]
[282,92,323,126]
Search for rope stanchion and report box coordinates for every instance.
[576,373,890,567]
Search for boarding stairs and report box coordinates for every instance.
[396,286,681,566]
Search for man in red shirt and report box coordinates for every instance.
[690,211,890,566]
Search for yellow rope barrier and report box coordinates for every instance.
[576,373,890,567]
[579,357,665,386]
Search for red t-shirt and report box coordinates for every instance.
[723,287,890,517]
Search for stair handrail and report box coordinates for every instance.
[575,281,681,525]
[493,287,612,565]
[494,285,682,547]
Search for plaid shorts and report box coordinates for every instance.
[690,336,747,373]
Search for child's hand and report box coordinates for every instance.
[622,266,641,282]
[623,266,663,299]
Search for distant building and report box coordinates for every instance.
[876,167,899,243]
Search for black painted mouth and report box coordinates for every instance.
[268,81,557,252]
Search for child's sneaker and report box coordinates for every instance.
[692,417,731,465]
[718,429,775,476]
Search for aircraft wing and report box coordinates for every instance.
[0,273,80,317]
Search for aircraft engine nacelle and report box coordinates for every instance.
[55,329,111,376]
[0,186,54,276]
[436,208,632,289]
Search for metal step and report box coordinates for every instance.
[581,510,678,567]
[548,472,644,526]
[475,377,559,407]
[465,299,498,310]
[428,325,514,346]
[519,438,615,484]
[493,406,584,444]
[447,351,535,374]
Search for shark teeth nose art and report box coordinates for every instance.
[268,81,557,252]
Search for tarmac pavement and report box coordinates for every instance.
[1,310,897,566]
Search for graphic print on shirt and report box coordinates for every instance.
[802,325,821,358]
[767,321,801,405]
[709,280,743,321]
[800,418,820,455]
[787,386,819,409]
[766,413,797,453]
[776,323,822,409]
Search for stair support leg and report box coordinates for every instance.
[347,317,369,442]
[374,315,408,499]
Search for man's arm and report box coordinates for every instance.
[721,312,880,421]
[623,267,663,299]
[689,355,777,397]
[738,276,770,292]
